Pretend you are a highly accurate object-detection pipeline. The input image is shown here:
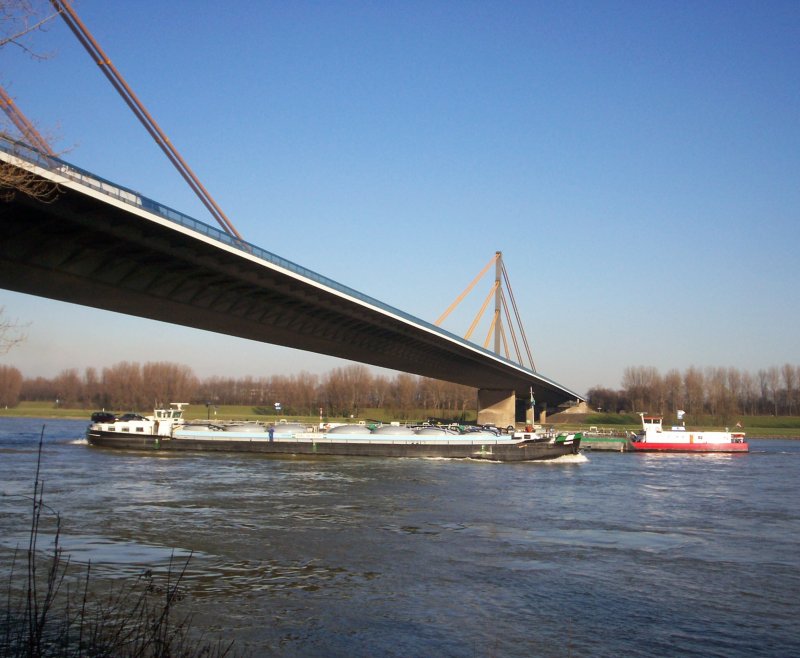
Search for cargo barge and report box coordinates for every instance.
[87,404,581,462]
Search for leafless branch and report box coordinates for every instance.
[0,305,29,355]
[0,158,62,202]
[0,1,60,54]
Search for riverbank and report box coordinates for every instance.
[3,402,799,438]
[0,401,476,426]
[545,411,800,439]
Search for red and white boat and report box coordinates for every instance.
[630,413,748,453]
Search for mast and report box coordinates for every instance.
[494,250,502,355]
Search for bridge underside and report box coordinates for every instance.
[0,161,582,409]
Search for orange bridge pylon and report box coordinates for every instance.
[435,251,536,371]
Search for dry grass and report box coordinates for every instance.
[1,427,236,657]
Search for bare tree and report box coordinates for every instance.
[587,386,620,413]
[706,366,737,422]
[0,154,62,202]
[291,370,320,415]
[142,361,198,407]
[0,0,60,53]
[370,374,391,410]
[20,375,55,400]
[0,305,27,354]
[320,368,347,417]
[683,367,705,416]
[766,366,781,416]
[323,365,372,417]
[663,369,683,414]
[391,373,419,420]
[0,363,22,406]
[727,367,742,416]
[795,366,800,416]
[781,363,796,415]
[705,367,724,416]
[622,366,662,412]
[452,382,477,418]
[757,369,769,413]
[740,370,758,416]
[102,361,145,411]
[53,367,81,406]
[1,2,64,200]
[82,366,101,407]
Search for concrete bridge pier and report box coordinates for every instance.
[477,389,546,429]
[477,389,518,429]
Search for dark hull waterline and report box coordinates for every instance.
[87,431,580,462]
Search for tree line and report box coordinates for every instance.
[3,361,800,420]
[588,364,800,420]
[0,362,477,420]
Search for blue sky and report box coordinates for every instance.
[1,0,798,395]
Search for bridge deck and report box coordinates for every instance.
[0,138,583,406]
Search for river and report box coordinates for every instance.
[1,418,798,656]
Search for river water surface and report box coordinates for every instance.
[1,418,798,656]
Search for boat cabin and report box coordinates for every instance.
[639,414,689,436]
[641,415,663,432]
[155,403,187,421]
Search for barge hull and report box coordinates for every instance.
[581,437,631,452]
[87,431,579,462]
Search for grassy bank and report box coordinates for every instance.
[0,401,477,425]
[3,402,797,437]
[548,412,800,438]
[0,401,91,419]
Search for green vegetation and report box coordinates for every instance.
[550,412,800,438]
[741,416,800,430]
[0,401,477,425]
[0,401,88,418]
[582,413,640,426]
[3,400,797,436]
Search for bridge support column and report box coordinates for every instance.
[477,389,516,429]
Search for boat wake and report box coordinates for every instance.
[544,453,589,464]
[68,438,89,445]
[454,452,589,464]
[420,457,461,461]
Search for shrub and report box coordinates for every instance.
[1,428,234,657]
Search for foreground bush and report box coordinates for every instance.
[0,429,233,657]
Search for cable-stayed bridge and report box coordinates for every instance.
[0,138,583,426]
